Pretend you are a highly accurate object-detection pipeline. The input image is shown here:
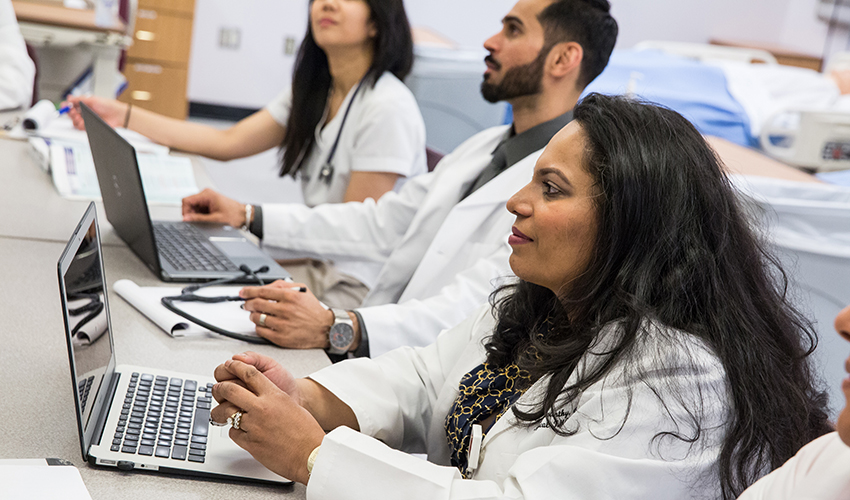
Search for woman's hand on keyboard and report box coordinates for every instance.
[213,351,304,406]
[211,359,325,485]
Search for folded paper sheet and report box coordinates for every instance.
[113,279,260,340]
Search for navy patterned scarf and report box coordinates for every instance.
[445,361,532,477]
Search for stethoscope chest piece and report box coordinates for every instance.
[319,162,334,185]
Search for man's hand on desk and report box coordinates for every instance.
[240,280,360,350]
[182,188,247,228]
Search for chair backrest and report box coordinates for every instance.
[426,147,444,172]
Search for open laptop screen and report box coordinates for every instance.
[59,203,117,457]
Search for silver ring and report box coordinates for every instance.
[227,410,244,431]
[258,313,267,328]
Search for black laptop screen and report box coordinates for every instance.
[60,206,115,443]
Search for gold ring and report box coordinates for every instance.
[258,313,267,328]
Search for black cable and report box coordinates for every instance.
[160,267,272,344]
[67,293,105,336]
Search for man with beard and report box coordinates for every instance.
[181,0,618,358]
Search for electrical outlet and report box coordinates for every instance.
[819,0,850,28]
[284,36,297,55]
[219,27,241,50]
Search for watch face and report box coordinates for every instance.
[329,323,354,350]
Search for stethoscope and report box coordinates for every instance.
[160,265,273,344]
[317,78,367,185]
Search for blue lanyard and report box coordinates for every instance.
[318,78,367,185]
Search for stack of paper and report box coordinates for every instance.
[24,116,198,204]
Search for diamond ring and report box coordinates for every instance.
[227,410,244,431]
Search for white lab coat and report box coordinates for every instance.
[263,125,536,356]
[737,432,850,500]
[307,305,730,500]
[0,0,34,111]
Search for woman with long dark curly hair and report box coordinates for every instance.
[207,93,831,500]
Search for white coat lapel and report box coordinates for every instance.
[421,151,541,268]
[456,149,541,209]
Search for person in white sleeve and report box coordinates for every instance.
[737,304,850,500]
[65,0,426,207]
[181,0,619,358]
[0,0,35,110]
[208,94,832,500]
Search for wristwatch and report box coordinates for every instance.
[327,309,355,355]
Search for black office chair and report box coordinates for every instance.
[426,147,444,172]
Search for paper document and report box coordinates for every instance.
[113,279,261,340]
[25,115,167,153]
[47,140,199,204]
[0,459,93,500]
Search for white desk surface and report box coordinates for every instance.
[0,135,329,499]
[0,135,213,246]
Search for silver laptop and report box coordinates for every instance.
[58,202,291,485]
[79,101,290,283]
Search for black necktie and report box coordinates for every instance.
[461,140,508,200]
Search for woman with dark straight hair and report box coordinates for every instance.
[205,93,830,500]
[66,0,426,207]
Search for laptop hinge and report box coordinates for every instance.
[91,372,121,448]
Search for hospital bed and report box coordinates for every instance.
[587,43,850,173]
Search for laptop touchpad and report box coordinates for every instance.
[212,239,267,258]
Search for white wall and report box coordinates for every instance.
[187,0,844,109]
[610,0,842,63]
[187,1,307,109]
[405,0,514,50]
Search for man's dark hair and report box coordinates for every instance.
[539,0,618,88]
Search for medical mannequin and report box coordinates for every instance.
[66,0,425,206]
[0,0,35,110]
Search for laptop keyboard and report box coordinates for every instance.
[111,372,214,463]
[153,222,239,273]
[78,375,94,414]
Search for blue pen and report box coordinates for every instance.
[58,105,72,116]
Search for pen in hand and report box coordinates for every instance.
[239,286,307,308]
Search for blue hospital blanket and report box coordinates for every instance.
[583,50,755,147]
